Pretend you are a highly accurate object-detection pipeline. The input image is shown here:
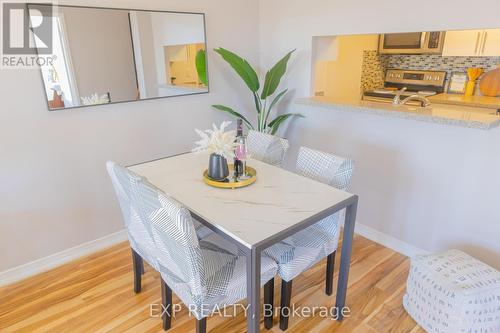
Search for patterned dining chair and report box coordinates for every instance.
[107,162,278,332]
[263,147,354,330]
[107,162,211,294]
[247,130,290,166]
[107,162,159,293]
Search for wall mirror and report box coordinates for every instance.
[28,5,208,111]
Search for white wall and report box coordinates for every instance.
[130,11,206,98]
[0,0,260,272]
[61,7,138,103]
[150,13,204,87]
[151,12,205,46]
[130,11,158,98]
[259,0,500,267]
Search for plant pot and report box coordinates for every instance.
[208,153,229,181]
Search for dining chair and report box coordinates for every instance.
[107,162,212,294]
[107,161,160,293]
[107,162,278,332]
[263,147,354,330]
[247,130,290,166]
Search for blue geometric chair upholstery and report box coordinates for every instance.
[107,161,212,293]
[263,147,354,330]
[295,147,354,250]
[247,130,290,167]
[296,147,354,191]
[107,161,160,292]
[107,162,278,332]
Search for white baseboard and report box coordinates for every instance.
[0,229,128,287]
[354,223,429,258]
[0,223,426,287]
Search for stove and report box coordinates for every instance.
[363,69,447,105]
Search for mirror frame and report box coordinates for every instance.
[28,4,209,111]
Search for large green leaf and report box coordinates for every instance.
[214,48,260,92]
[253,92,262,114]
[263,89,287,128]
[268,113,304,135]
[260,49,295,99]
[212,105,255,129]
[195,49,208,85]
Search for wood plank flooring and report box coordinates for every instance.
[0,235,425,332]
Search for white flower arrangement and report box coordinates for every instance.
[80,93,110,105]
[192,121,236,159]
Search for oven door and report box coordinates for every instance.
[379,32,444,54]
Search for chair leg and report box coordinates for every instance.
[161,279,172,331]
[279,279,293,331]
[131,249,143,293]
[264,278,274,329]
[196,318,206,333]
[326,251,336,296]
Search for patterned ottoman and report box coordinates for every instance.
[403,249,500,333]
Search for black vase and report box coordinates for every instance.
[208,153,229,181]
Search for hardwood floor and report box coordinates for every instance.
[0,235,425,333]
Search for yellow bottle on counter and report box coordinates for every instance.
[465,68,484,97]
[464,81,476,97]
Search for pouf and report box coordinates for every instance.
[403,249,500,333]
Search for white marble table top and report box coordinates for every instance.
[129,153,354,248]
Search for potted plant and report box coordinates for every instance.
[212,48,303,135]
[192,121,236,181]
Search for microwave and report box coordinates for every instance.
[378,32,446,54]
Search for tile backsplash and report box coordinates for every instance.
[361,50,387,93]
[361,51,500,92]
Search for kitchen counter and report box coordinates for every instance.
[296,97,500,130]
[428,94,500,110]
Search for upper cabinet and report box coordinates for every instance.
[443,29,500,56]
[443,30,482,56]
[481,29,500,56]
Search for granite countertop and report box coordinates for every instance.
[428,94,500,110]
[297,97,500,130]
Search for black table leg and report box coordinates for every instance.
[335,196,358,320]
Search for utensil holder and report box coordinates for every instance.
[208,154,229,181]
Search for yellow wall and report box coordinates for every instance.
[166,43,205,86]
[314,34,379,103]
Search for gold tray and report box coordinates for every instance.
[203,165,257,189]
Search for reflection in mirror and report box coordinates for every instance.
[28,5,208,111]
[312,29,500,110]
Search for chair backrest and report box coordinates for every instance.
[296,147,354,237]
[247,130,290,166]
[147,188,206,300]
[107,161,158,269]
[296,147,354,191]
[106,162,205,300]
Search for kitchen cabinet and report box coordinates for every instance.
[481,29,500,56]
[443,29,500,57]
[443,30,483,56]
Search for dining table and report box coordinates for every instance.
[128,152,359,333]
